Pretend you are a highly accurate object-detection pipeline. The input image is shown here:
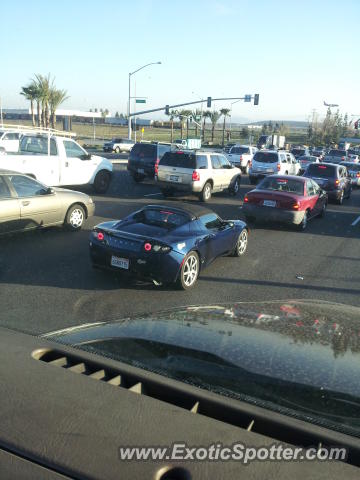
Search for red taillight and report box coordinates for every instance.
[192,170,200,181]
[335,179,340,186]
[277,163,281,171]
[341,156,345,160]
[249,160,252,168]
[240,155,243,161]
[244,195,249,203]
[318,166,326,169]
[97,232,104,241]
[357,172,360,178]
[154,158,160,174]
[144,243,152,251]
[292,202,300,210]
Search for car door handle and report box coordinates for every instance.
[22,201,30,206]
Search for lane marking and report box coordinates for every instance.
[144,192,162,197]
[351,215,360,227]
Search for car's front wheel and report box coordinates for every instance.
[64,204,85,231]
[176,251,199,290]
[232,229,248,256]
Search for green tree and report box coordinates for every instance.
[220,108,230,146]
[49,88,69,129]
[166,109,177,143]
[209,111,221,143]
[201,110,211,142]
[20,82,38,126]
[33,73,52,128]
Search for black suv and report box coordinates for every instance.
[303,162,352,204]
[127,142,175,182]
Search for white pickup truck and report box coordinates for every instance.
[226,144,258,174]
[0,133,113,193]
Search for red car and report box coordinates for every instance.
[242,175,327,230]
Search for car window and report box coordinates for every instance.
[307,164,336,178]
[259,177,304,194]
[218,155,229,168]
[130,143,156,157]
[158,145,171,157]
[63,140,86,158]
[311,180,321,193]
[199,213,223,230]
[306,179,316,196]
[280,154,287,163]
[4,133,18,140]
[133,209,188,230]
[0,176,11,198]
[8,175,46,197]
[253,152,278,163]
[210,155,221,169]
[196,155,208,169]
[20,136,58,155]
[160,152,196,169]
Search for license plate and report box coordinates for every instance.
[169,175,181,182]
[111,256,129,270]
[263,200,276,207]
[137,168,145,174]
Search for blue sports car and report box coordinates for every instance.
[90,203,249,289]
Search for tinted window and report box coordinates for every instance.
[253,151,278,163]
[8,175,46,197]
[328,150,346,157]
[196,155,208,169]
[160,152,196,169]
[210,155,221,169]
[230,146,249,154]
[158,145,171,157]
[133,209,188,230]
[307,164,336,178]
[130,143,156,157]
[199,213,223,230]
[258,177,304,195]
[341,163,360,171]
[0,176,11,198]
[291,149,305,156]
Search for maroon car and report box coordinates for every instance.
[242,175,327,230]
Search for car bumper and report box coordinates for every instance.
[249,170,276,179]
[127,163,154,178]
[86,202,95,218]
[325,189,343,201]
[156,179,203,193]
[103,147,114,152]
[242,204,305,225]
[89,242,184,284]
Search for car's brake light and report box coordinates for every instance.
[277,163,281,171]
[192,170,200,181]
[144,243,152,251]
[97,232,104,241]
[335,179,340,186]
[341,156,345,160]
[154,158,160,174]
[357,172,360,178]
[244,195,249,203]
[292,202,300,210]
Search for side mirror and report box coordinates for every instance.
[228,221,235,228]
[46,187,55,195]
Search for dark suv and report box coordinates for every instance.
[127,142,175,182]
[303,162,352,204]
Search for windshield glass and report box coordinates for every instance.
[131,208,188,229]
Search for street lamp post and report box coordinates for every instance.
[128,61,161,140]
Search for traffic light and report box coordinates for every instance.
[207,97,211,108]
[355,119,359,130]
[165,104,170,115]
[254,94,259,105]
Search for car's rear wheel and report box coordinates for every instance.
[229,176,241,196]
[93,170,111,193]
[64,204,85,231]
[337,189,344,205]
[297,210,308,231]
[319,202,326,218]
[132,173,145,183]
[232,229,248,256]
[200,182,212,202]
[176,251,199,290]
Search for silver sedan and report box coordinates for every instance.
[0,169,95,235]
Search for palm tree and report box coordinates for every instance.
[33,73,52,128]
[201,110,211,142]
[177,110,187,139]
[20,82,38,126]
[209,111,221,143]
[220,108,231,147]
[180,109,192,139]
[49,88,69,129]
[166,110,176,143]
[192,109,202,137]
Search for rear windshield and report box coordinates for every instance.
[230,146,250,154]
[160,152,201,169]
[253,151,278,163]
[258,176,304,195]
[341,163,360,171]
[133,208,188,229]
[327,150,346,157]
[130,143,156,157]
[307,164,336,178]
[291,149,305,156]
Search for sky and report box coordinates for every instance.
[1,0,359,122]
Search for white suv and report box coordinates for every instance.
[156,150,242,202]
[249,150,300,184]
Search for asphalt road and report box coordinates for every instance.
[1,165,360,335]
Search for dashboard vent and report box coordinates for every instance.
[33,348,360,468]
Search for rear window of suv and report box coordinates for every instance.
[160,152,207,169]
[307,164,336,178]
[130,143,156,157]
[253,151,278,163]
[328,150,346,157]
[230,146,250,154]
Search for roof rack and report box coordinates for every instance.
[0,124,76,138]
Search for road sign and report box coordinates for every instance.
[244,94,251,102]
[136,99,146,104]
